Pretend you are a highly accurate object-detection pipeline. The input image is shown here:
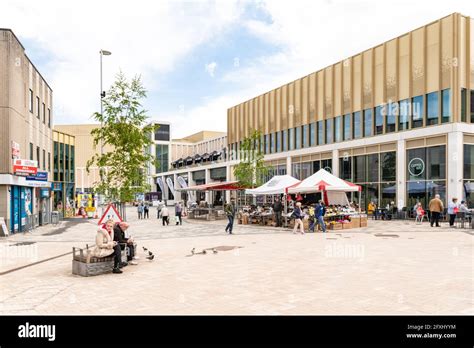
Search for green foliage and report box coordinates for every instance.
[86,71,156,203]
[233,129,269,188]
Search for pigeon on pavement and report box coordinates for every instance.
[143,247,148,252]
[191,248,195,255]
[146,254,155,261]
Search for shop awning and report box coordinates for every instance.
[245,175,300,195]
[287,169,361,194]
[177,180,243,191]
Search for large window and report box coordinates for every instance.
[42,149,46,170]
[353,112,362,139]
[310,123,316,147]
[29,142,33,160]
[334,116,342,142]
[464,144,474,207]
[48,108,51,127]
[426,92,439,126]
[471,90,474,123]
[399,99,410,130]
[29,89,33,113]
[343,151,396,210]
[406,145,446,209]
[156,144,169,173]
[461,88,467,122]
[343,114,351,140]
[412,95,423,128]
[271,133,276,153]
[276,132,281,153]
[375,106,384,135]
[326,118,333,144]
[282,130,288,152]
[292,161,312,180]
[42,103,46,123]
[363,109,373,137]
[265,134,270,154]
[288,128,295,151]
[154,124,170,141]
[295,127,301,150]
[441,89,451,123]
[36,96,40,119]
[302,125,309,148]
[386,103,396,133]
[317,121,324,145]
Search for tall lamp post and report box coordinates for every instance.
[99,49,111,213]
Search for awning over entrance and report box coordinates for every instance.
[177,180,242,191]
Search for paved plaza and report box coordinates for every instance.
[0,208,472,315]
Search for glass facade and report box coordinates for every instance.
[375,106,384,135]
[412,95,423,128]
[302,125,309,148]
[155,144,169,173]
[276,132,281,153]
[406,145,446,209]
[288,128,295,151]
[426,92,439,126]
[326,118,333,144]
[386,103,396,133]
[310,123,316,147]
[441,89,451,123]
[343,114,351,140]
[461,88,467,122]
[317,121,324,145]
[363,109,373,137]
[282,130,288,152]
[353,112,362,139]
[339,151,396,209]
[464,144,474,208]
[334,116,342,142]
[295,126,301,150]
[399,99,410,130]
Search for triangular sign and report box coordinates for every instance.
[98,204,123,225]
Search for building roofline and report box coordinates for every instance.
[228,12,470,110]
[0,28,53,91]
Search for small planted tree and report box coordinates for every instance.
[87,72,157,214]
[233,129,269,189]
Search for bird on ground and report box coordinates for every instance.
[143,247,148,252]
[213,249,218,254]
[146,254,155,261]
[191,248,195,255]
[148,251,153,256]
[202,250,207,254]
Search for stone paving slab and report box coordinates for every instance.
[0,207,472,314]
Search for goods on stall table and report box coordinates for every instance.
[328,221,343,230]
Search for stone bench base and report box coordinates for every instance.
[72,259,114,276]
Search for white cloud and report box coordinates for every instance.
[205,61,218,77]
[0,0,244,124]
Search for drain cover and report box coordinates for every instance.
[374,233,399,238]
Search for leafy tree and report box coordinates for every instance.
[87,72,157,204]
[233,129,269,188]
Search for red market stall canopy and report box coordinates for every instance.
[176,180,243,191]
[287,169,361,194]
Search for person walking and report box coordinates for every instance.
[143,203,149,219]
[314,200,327,233]
[428,194,444,227]
[447,197,459,228]
[273,197,283,227]
[137,203,144,219]
[224,199,236,234]
[175,202,183,225]
[160,205,170,226]
[292,202,305,235]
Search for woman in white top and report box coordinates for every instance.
[447,198,459,227]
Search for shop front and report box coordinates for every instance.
[10,185,33,233]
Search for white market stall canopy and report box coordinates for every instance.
[287,169,361,194]
[245,175,300,195]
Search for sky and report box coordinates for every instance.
[1,0,473,138]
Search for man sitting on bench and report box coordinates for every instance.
[113,222,138,265]
[92,219,127,274]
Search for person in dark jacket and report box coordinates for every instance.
[273,197,283,227]
[113,222,137,264]
[314,200,327,233]
[224,199,236,234]
[292,202,305,234]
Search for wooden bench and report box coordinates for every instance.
[72,244,129,277]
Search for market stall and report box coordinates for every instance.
[176,181,242,221]
[287,169,367,230]
[242,175,301,227]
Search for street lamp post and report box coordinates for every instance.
[99,49,111,213]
